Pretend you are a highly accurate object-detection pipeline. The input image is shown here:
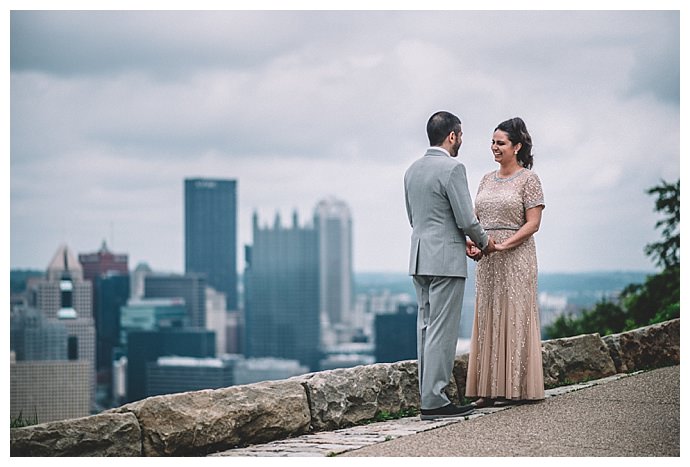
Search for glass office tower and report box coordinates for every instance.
[185,178,238,310]
[244,211,320,371]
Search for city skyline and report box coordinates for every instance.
[9,8,681,275]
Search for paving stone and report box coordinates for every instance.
[209,372,633,457]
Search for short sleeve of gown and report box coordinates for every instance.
[476,172,490,196]
[523,171,545,210]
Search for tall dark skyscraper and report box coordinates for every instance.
[374,303,417,363]
[93,274,130,398]
[126,329,216,403]
[185,178,238,310]
[78,241,129,403]
[244,211,321,370]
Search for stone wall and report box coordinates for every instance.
[10,318,679,457]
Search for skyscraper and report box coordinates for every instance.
[374,303,417,363]
[78,241,129,405]
[79,240,128,280]
[126,329,216,402]
[185,178,238,310]
[38,245,95,370]
[10,244,95,422]
[244,211,320,371]
[10,308,67,362]
[93,273,130,404]
[314,197,353,328]
[38,245,91,318]
[130,262,152,300]
[119,297,189,346]
[205,286,228,357]
[145,356,235,397]
[144,273,207,329]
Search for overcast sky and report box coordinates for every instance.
[8,7,681,275]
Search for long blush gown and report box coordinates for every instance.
[465,168,546,401]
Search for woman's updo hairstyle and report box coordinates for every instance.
[495,117,534,169]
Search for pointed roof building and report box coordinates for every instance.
[47,243,84,282]
[78,239,129,282]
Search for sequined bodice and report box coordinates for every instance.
[475,169,544,230]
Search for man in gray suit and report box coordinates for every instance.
[404,111,495,420]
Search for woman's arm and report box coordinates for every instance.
[494,205,544,251]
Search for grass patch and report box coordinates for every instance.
[544,378,577,390]
[11,409,38,428]
[360,407,419,424]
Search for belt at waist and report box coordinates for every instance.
[484,226,520,231]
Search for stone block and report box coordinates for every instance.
[10,412,141,457]
[603,319,680,373]
[296,361,420,432]
[452,353,470,399]
[110,379,310,456]
[541,333,617,387]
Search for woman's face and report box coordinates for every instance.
[491,129,520,164]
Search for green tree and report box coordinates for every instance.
[644,179,680,269]
[544,299,629,339]
[545,179,680,338]
[624,179,680,326]
[620,265,680,327]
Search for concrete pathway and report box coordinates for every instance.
[210,365,680,457]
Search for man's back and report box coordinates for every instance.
[404,148,479,278]
[405,151,465,242]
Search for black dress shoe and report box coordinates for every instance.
[420,403,475,420]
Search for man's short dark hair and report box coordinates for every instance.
[426,111,461,146]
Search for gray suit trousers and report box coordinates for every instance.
[413,275,466,410]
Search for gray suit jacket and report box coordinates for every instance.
[404,147,488,277]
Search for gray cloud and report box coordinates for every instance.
[11,11,315,75]
[9,10,680,274]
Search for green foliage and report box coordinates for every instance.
[544,378,576,390]
[644,179,680,269]
[545,179,680,339]
[545,299,628,338]
[360,407,419,424]
[11,410,38,428]
[9,269,44,294]
[621,266,680,327]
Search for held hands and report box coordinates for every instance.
[466,236,499,261]
[466,239,483,261]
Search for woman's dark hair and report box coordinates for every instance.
[495,117,534,169]
[427,111,461,146]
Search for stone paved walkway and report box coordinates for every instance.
[210,373,633,457]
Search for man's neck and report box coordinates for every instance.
[432,145,452,157]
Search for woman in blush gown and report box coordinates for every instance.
[465,117,546,407]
